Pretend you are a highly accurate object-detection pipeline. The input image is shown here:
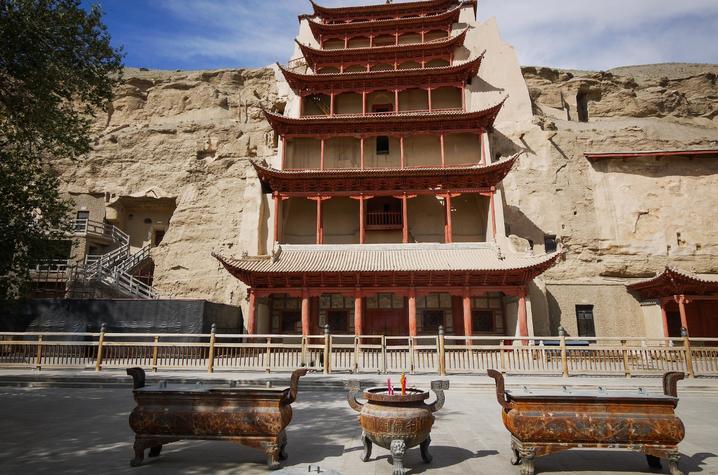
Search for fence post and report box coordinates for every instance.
[438,326,446,376]
[265,336,272,373]
[323,324,331,375]
[35,335,43,371]
[682,328,695,378]
[559,326,569,378]
[381,334,387,374]
[151,336,159,372]
[621,339,632,378]
[207,323,216,373]
[409,336,415,375]
[301,335,308,367]
[353,336,359,374]
[95,323,106,372]
[499,339,506,373]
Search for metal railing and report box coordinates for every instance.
[1,328,716,377]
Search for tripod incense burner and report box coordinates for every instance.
[346,380,449,475]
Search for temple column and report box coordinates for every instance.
[247,290,256,335]
[320,138,325,170]
[402,194,409,243]
[369,34,374,47]
[660,299,670,338]
[330,92,335,116]
[677,295,689,334]
[490,189,497,240]
[280,135,286,169]
[461,84,466,111]
[440,133,445,167]
[359,196,365,244]
[301,289,310,336]
[481,128,489,165]
[408,288,417,337]
[360,137,365,169]
[400,136,405,168]
[394,89,399,113]
[299,95,304,116]
[362,91,367,116]
[444,194,453,243]
[478,130,484,164]
[518,288,529,344]
[421,30,425,43]
[344,35,348,49]
[354,291,363,336]
[273,193,280,243]
[463,289,472,344]
[427,87,433,112]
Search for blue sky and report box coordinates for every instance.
[84,0,718,71]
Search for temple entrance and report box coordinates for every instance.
[365,309,408,335]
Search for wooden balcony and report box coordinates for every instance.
[366,210,403,230]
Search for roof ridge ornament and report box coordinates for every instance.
[272,242,283,262]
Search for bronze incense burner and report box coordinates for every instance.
[488,369,685,475]
[346,380,449,475]
[126,367,308,469]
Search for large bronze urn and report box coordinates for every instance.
[346,380,449,475]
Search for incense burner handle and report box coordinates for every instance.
[127,367,146,389]
[663,372,685,398]
[345,380,364,412]
[285,368,310,404]
[426,380,450,413]
[487,369,510,411]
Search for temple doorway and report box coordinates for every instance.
[365,309,408,336]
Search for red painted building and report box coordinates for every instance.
[215,0,560,337]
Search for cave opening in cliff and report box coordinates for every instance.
[576,92,589,122]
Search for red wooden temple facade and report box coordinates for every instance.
[627,268,718,338]
[215,0,560,337]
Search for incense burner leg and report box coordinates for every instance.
[518,447,536,475]
[420,436,433,463]
[510,439,522,465]
[264,442,281,470]
[148,445,162,458]
[667,451,683,475]
[646,454,662,469]
[390,439,407,475]
[278,431,288,461]
[130,438,145,467]
[360,431,372,462]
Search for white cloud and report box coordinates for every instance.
[137,0,718,69]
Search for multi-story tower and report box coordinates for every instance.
[215,0,559,338]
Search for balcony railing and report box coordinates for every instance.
[366,211,402,229]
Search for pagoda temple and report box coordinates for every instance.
[214,0,561,338]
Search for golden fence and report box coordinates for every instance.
[0,329,716,377]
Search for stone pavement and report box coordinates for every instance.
[0,375,717,475]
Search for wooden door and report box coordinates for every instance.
[365,309,408,336]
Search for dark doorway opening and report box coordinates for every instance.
[576,92,589,122]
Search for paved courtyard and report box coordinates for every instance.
[0,382,717,475]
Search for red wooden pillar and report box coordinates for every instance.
[660,299,670,338]
[299,95,304,117]
[408,288,417,337]
[518,288,529,344]
[316,198,324,244]
[400,136,405,168]
[360,137,365,169]
[354,291,363,336]
[461,84,466,111]
[439,133,445,167]
[301,289,310,336]
[444,194,453,243]
[421,30,426,43]
[369,34,374,47]
[330,92,335,116]
[402,194,409,243]
[320,138,325,170]
[677,295,689,334]
[344,35,348,48]
[280,135,286,169]
[427,87,433,112]
[395,32,399,46]
[362,91,367,116]
[463,290,472,344]
[394,89,399,113]
[273,194,280,243]
[490,189,497,240]
[247,290,256,335]
[359,196,365,244]
[480,128,488,165]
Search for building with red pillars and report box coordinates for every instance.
[214,0,561,337]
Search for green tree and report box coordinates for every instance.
[0,0,123,299]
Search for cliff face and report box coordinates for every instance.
[55,62,718,304]
[58,67,284,304]
[503,63,718,281]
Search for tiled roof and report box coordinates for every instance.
[626,267,718,299]
[585,149,718,161]
[213,243,560,274]
[309,0,459,18]
[306,5,462,35]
